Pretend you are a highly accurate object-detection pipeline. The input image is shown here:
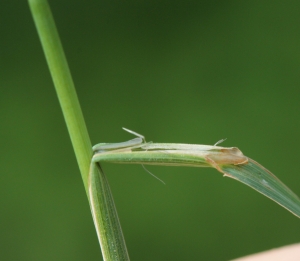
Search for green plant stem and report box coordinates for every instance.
[28,0,91,192]
[28,1,130,260]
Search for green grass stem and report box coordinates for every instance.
[28,1,130,260]
[28,0,92,191]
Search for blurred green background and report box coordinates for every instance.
[1,0,300,260]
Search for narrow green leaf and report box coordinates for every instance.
[93,141,300,218]
[221,158,300,218]
[89,163,130,261]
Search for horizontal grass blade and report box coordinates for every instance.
[221,158,300,218]
[93,143,300,218]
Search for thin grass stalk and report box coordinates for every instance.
[28,1,130,260]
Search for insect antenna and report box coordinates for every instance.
[214,138,227,146]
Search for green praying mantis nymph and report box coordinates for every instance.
[89,128,300,216]
[88,128,250,259]
[91,128,249,184]
[88,128,300,260]
[91,127,249,174]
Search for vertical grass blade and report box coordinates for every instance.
[89,164,130,261]
[28,1,130,259]
[28,0,91,190]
